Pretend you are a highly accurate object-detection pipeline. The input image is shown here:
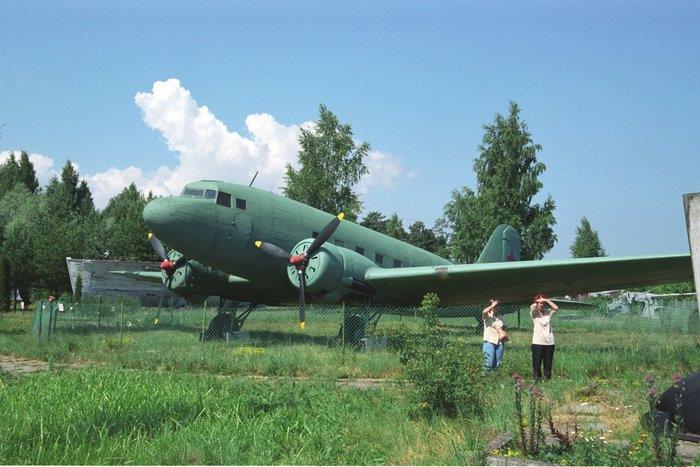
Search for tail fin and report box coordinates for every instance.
[476,224,521,263]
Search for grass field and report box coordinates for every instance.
[0,305,699,465]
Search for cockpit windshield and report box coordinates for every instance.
[182,188,217,201]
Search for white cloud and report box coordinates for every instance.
[357,150,415,194]
[6,79,413,208]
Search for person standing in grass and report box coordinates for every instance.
[530,293,559,381]
[482,298,507,372]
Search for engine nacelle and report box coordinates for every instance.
[287,239,377,302]
[167,251,242,297]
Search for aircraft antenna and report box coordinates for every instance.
[248,171,259,187]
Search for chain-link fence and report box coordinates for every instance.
[31,296,699,350]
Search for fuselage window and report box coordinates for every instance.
[204,190,216,200]
[183,188,204,198]
[216,191,232,208]
[355,246,365,256]
[235,198,247,210]
[393,260,402,268]
[375,253,384,266]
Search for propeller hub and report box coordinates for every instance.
[160,259,176,274]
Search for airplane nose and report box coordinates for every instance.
[143,197,174,233]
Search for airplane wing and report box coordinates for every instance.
[364,254,692,306]
[110,270,164,284]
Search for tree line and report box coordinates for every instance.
[0,102,631,310]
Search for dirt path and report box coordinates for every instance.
[0,355,89,376]
[0,354,393,389]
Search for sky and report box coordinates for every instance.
[1,0,699,259]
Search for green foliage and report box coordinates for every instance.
[384,213,407,241]
[359,211,387,232]
[401,332,484,418]
[283,104,370,221]
[17,152,39,193]
[0,367,477,465]
[31,161,99,294]
[0,255,9,311]
[0,152,19,199]
[630,281,695,294]
[360,212,448,257]
[570,216,606,258]
[512,374,546,457]
[407,220,449,258]
[444,102,556,261]
[419,292,440,329]
[100,183,153,260]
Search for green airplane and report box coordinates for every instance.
[141,180,693,329]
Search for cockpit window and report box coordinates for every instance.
[204,189,216,200]
[235,198,246,210]
[216,191,232,208]
[183,188,204,198]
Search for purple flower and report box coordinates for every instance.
[644,373,655,384]
[671,373,683,385]
[515,379,525,390]
[647,387,657,399]
[530,386,544,399]
[512,372,522,382]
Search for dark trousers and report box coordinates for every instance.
[531,344,555,380]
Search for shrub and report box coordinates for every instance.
[402,332,484,418]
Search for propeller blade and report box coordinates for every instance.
[173,255,188,269]
[255,241,291,261]
[156,282,166,323]
[149,233,169,261]
[298,269,306,330]
[306,213,344,258]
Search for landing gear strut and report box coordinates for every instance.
[338,300,383,346]
[201,299,257,341]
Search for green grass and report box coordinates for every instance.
[1,306,699,465]
[0,367,480,465]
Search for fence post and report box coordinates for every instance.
[342,302,346,349]
[202,300,207,345]
[36,300,43,341]
[119,299,124,346]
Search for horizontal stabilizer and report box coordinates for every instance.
[110,270,163,284]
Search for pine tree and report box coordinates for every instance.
[100,183,152,260]
[0,152,20,199]
[384,213,407,241]
[444,102,556,262]
[570,217,606,258]
[17,151,39,193]
[360,211,388,234]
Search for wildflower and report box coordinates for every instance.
[512,372,522,382]
[647,387,656,399]
[515,379,525,390]
[530,386,544,399]
[644,373,655,384]
[671,372,683,385]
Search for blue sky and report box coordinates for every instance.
[1,0,698,259]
